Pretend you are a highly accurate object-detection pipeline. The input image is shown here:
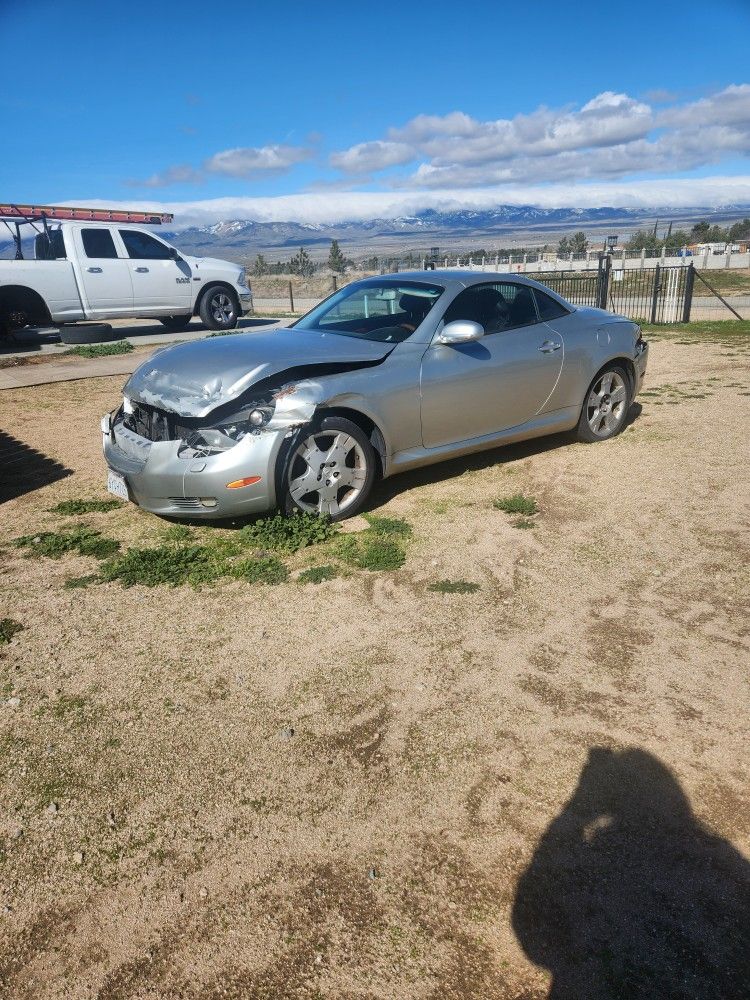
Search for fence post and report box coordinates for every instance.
[332,275,338,292]
[596,254,610,309]
[649,264,661,324]
[288,281,295,313]
[682,263,695,323]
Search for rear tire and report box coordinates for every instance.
[279,416,376,521]
[159,314,192,332]
[576,364,631,442]
[199,286,239,330]
[59,323,119,345]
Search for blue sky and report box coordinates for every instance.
[2,0,750,224]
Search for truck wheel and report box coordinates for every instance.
[199,287,239,330]
[59,323,120,345]
[159,314,193,332]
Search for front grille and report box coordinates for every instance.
[168,497,205,510]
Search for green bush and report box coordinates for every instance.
[298,564,339,584]
[363,514,412,537]
[100,544,224,587]
[239,512,337,553]
[0,618,23,644]
[49,499,122,515]
[335,534,405,571]
[66,341,134,358]
[231,556,288,585]
[493,494,539,516]
[14,527,120,560]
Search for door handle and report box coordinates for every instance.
[538,340,562,353]
[135,266,149,273]
[87,266,103,273]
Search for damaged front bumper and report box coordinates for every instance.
[101,411,288,519]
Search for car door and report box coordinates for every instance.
[419,282,564,449]
[73,227,133,317]
[118,229,192,312]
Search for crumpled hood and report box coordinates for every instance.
[124,328,392,418]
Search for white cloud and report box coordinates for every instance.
[329,85,750,188]
[204,144,313,178]
[129,143,314,187]
[65,176,750,228]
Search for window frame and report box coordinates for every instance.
[81,228,119,260]
[118,228,174,261]
[441,280,543,337]
[532,287,572,322]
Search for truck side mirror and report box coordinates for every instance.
[169,246,181,261]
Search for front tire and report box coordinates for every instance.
[199,286,239,330]
[279,416,376,521]
[576,364,631,442]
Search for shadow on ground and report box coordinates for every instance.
[512,747,750,999]
[0,430,72,503]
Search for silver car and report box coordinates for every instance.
[101,271,648,520]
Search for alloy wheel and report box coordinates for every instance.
[586,370,628,437]
[211,292,235,324]
[287,430,368,516]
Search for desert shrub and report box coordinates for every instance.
[298,564,338,584]
[239,512,337,553]
[100,544,223,587]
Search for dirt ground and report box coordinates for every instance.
[0,331,748,999]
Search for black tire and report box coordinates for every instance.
[576,364,631,443]
[199,286,239,330]
[279,415,376,521]
[59,323,119,345]
[159,314,192,332]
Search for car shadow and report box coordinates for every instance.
[368,404,643,510]
[0,316,282,356]
[512,746,750,999]
[0,430,72,503]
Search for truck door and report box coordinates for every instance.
[118,229,192,312]
[74,228,134,317]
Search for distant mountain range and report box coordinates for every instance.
[3,204,749,262]
[163,204,750,261]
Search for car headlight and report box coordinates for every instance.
[178,400,275,457]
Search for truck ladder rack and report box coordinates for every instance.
[0,203,173,225]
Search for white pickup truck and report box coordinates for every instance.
[0,221,252,337]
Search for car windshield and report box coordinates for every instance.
[293,279,444,343]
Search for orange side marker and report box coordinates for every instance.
[226,476,262,489]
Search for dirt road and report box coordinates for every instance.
[0,332,748,998]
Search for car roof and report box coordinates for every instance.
[381,269,563,293]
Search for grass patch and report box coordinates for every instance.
[239,511,337,553]
[493,493,539,516]
[49,498,122,516]
[161,524,193,543]
[231,556,288,585]
[363,514,412,537]
[335,534,406,571]
[65,340,134,358]
[298,564,339,584]
[14,527,120,560]
[427,580,480,594]
[641,320,750,341]
[0,618,23,644]
[207,329,244,338]
[100,544,224,588]
[63,574,100,590]
[512,517,535,530]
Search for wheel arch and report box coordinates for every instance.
[0,284,53,329]
[599,355,636,395]
[313,405,387,479]
[193,281,239,317]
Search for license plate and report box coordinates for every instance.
[107,470,130,501]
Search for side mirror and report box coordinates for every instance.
[436,319,484,345]
[169,246,181,261]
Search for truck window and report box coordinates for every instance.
[82,229,118,259]
[119,230,172,260]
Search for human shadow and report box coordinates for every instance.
[512,747,750,999]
